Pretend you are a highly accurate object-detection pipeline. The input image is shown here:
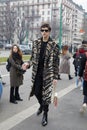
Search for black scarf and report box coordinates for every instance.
[12,52,22,61]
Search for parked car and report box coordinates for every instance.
[0,44,4,49]
[5,44,12,50]
[0,42,4,49]
[19,44,32,55]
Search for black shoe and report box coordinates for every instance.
[58,77,62,80]
[58,75,61,80]
[37,107,42,116]
[68,75,73,80]
[42,113,48,126]
[15,97,23,101]
[69,77,73,80]
[10,100,18,104]
[2,82,6,85]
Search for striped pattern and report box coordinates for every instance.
[29,37,59,104]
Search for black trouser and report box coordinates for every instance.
[83,96,87,104]
[34,74,49,113]
[83,81,87,104]
[10,87,15,102]
[15,86,20,99]
[10,86,20,101]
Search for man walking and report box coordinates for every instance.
[24,23,59,126]
[79,41,87,113]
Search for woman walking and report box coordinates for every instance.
[59,45,73,80]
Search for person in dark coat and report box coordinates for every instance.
[73,45,84,89]
[9,44,25,104]
[78,41,87,113]
[23,23,59,126]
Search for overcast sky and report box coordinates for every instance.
[73,0,87,12]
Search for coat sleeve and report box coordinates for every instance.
[53,44,60,79]
[9,57,22,71]
[79,54,86,77]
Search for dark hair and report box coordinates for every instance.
[40,22,51,31]
[62,45,68,50]
[82,40,87,44]
[10,44,22,59]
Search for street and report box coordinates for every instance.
[0,50,10,57]
[0,60,87,130]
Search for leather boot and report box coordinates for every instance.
[58,74,61,80]
[15,87,23,101]
[68,75,73,80]
[37,106,43,115]
[10,87,18,104]
[42,112,48,126]
[41,104,49,126]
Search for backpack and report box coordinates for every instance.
[83,52,87,81]
[74,54,82,68]
[6,58,11,72]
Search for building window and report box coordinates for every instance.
[48,4,50,8]
[48,11,50,15]
[42,11,44,15]
[42,4,44,9]
[37,0,39,3]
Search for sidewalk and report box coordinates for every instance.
[10,85,87,130]
[0,82,87,130]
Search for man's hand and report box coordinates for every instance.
[53,79,58,86]
[22,62,29,70]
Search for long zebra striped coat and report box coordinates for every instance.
[29,37,59,104]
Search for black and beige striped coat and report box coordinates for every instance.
[29,37,59,104]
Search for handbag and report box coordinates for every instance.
[51,84,58,107]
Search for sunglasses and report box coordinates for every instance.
[41,29,49,32]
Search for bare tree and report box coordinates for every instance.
[16,17,26,44]
[51,18,60,40]
[4,1,16,44]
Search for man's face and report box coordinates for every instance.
[40,27,50,39]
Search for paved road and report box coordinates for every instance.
[0,60,87,130]
[10,86,86,130]
[0,50,10,57]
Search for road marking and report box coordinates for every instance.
[58,84,75,99]
[0,83,75,130]
[2,74,9,77]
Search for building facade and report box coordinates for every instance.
[0,0,86,47]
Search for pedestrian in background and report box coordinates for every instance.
[23,22,59,126]
[78,41,87,113]
[59,45,73,80]
[9,44,25,104]
[73,45,84,90]
[0,71,3,99]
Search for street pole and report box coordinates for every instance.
[59,0,62,50]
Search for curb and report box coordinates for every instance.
[0,60,29,65]
[0,62,6,65]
